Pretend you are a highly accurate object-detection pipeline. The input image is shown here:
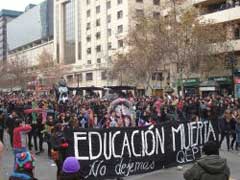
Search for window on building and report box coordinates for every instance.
[87,10,91,17]
[96,32,101,39]
[101,71,107,80]
[86,0,90,5]
[118,39,123,48]
[86,22,91,30]
[86,35,91,42]
[108,42,112,50]
[96,5,101,14]
[86,73,93,81]
[107,1,111,9]
[97,58,101,63]
[107,15,111,23]
[152,72,163,81]
[153,12,160,18]
[118,0,123,4]
[78,41,82,60]
[87,48,92,54]
[153,0,160,5]
[108,29,112,36]
[76,73,83,82]
[96,45,101,52]
[87,60,92,64]
[66,75,74,83]
[235,25,240,39]
[117,10,123,19]
[117,25,123,33]
[136,0,143,2]
[136,9,144,17]
[96,19,101,26]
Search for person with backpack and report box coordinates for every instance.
[183,141,230,180]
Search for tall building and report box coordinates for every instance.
[194,0,240,56]
[54,0,161,87]
[7,0,53,53]
[180,0,240,96]
[0,9,22,62]
[7,0,54,67]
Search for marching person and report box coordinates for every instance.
[50,123,69,178]
[6,111,18,147]
[13,118,32,170]
[0,140,3,180]
[59,157,83,180]
[219,109,232,151]
[9,151,38,180]
[236,110,240,151]
[0,140,3,158]
[183,141,230,180]
[0,110,5,143]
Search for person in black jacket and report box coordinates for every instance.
[64,119,79,157]
[0,111,5,143]
[6,111,18,147]
[219,110,232,151]
[50,124,68,177]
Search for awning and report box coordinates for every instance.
[182,78,200,87]
[104,86,136,90]
[68,86,104,91]
[208,76,232,85]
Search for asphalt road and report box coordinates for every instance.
[1,135,240,180]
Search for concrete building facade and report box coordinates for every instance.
[7,0,54,53]
[0,9,22,62]
[54,0,161,88]
[193,0,240,96]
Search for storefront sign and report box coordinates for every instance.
[72,121,218,179]
[199,87,216,91]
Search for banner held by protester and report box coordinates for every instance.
[72,120,218,179]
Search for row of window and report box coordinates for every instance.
[86,39,123,54]
[86,19,124,32]
[136,0,160,5]
[86,26,122,41]
[86,0,160,6]
[87,7,123,19]
[86,0,123,6]
[66,71,107,82]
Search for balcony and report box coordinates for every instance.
[212,39,240,54]
[193,0,225,6]
[201,6,240,24]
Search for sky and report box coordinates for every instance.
[0,0,44,12]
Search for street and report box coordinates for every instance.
[1,134,240,180]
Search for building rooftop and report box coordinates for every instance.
[25,4,36,12]
[0,9,23,18]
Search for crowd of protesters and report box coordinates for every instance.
[0,91,240,179]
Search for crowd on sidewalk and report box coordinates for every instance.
[0,91,240,180]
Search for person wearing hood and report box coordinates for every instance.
[183,141,230,180]
[9,151,38,180]
[58,157,83,180]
